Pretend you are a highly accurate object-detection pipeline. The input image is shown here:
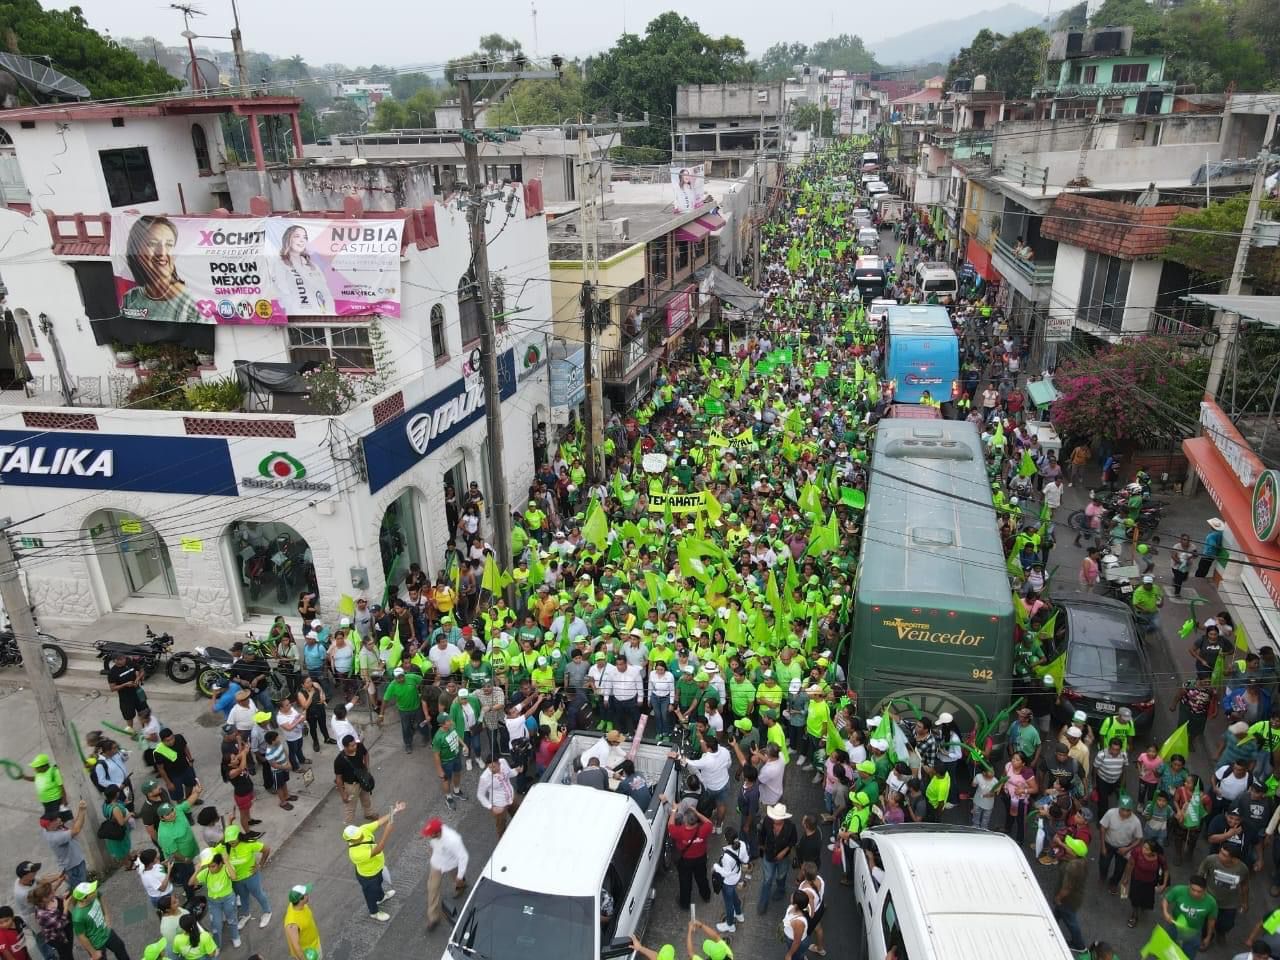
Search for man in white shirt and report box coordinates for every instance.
[1043,477,1064,517]
[423,818,469,931]
[606,655,645,735]
[683,737,733,829]
[476,758,518,837]
[754,743,786,806]
[428,636,462,680]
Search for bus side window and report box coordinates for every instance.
[882,893,910,960]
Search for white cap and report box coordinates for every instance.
[339,616,352,627]
[1142,575,1154,584]
[937,712,954,724]
[869,738,889,752]
[1067,725,1083,738]
[311,619,323,628]
[1072,710,1088,723]
[393,667,405,676]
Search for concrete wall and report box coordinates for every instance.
[676,83,785,120]
[1051,242,1088,330]
[227,162,437,213]
[1121,259,1162,333]
[1,115,227,215]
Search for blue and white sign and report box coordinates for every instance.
[0,430,238,495]
[362,349,517,493]
[550,346,585,407]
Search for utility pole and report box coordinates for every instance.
[229,0,249,94]
[457,65,560,575]
[577,127,603,484]
[0,522,108,874]
[1186,109,1277,496]
[564,116,650,483]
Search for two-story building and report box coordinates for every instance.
[674,82,786,178]
[1033,28,1175,119]
[0,92,553,630]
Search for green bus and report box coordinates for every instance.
[850,418,1015,730]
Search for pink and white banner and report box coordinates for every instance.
[111,214,404,325]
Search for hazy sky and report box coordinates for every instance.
[51,0,1043,67]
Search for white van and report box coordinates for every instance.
[867,298,897,326]
[861,151,880,172]
[857,226,880,251]
[853,824,1075,960]
[865,180,889,197]
[915,260,958,303]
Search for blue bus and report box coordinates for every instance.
[884,304,960,405]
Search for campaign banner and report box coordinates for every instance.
[671,164,705,213]
[111,214,404,326]
[647,491,709,514]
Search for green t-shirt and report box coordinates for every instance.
[195,864,234,900]
[173,929,217,960]
[34,766,64,803]
[227,839,264,879]
[71,900,110,949]
[1164,885,1218,933]
[156,802,198,860]
[433,728,462,762]
[384,674,422,712]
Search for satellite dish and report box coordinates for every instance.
[185,58,221,93]
[0,53,90,103]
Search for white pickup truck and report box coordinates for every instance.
[441,731,680,960]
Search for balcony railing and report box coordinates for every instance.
[995,157,1049,193]
[600,326,662,382]
[993,237,1056,285]
[1145,309,1211,348]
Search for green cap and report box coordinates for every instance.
[850,790,870,807]
[694,670,710,682]
[157,802,175,818]
[1118,795,1135,811]
[734,718,753,732]
[29,754,50,768]
[223,824,241,843]
[142,779,161,794]
[856,760,876,776]
[1062,836,1088,858]
[289,884,313,905]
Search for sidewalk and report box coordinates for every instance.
[0,667,384,956]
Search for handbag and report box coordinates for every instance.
[97,813,126,841]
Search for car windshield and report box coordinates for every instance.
[1066,640,1146,692]
[923,278,956,292]
[448,878,595,960]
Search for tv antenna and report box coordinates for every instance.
[171,3,209,90]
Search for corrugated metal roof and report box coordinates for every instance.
[1185,294,1280,329]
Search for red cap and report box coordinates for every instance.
[461,625,473,634]
[38,818,58,829]
[421,818,443,837]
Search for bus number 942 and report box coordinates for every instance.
[971,668,994,681]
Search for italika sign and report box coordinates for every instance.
[361,350,517,494]
[0,431,237,495]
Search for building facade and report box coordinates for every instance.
[0,94,553,629]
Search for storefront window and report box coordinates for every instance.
[85,509,178,611]
[227,520,315,619]
[380,489,423,587]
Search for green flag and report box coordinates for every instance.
[1159,722,1189,761]
[1139,924,1190,960]
[338,593,356,617]
[839,487,865,510]
[582,500,609,551]
[1033,650,1066,693]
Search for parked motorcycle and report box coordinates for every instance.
[94,625,176,680]
[0,625,67,678]
[188,634,294,701]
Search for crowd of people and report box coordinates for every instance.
[5,136,1277,960]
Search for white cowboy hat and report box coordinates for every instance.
[765,803,792,820]
[1207,518,1226,531]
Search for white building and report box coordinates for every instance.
[0,94,553,629]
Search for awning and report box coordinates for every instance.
[1183,435,1280,608]
[1183,294,1280,330]
[1025,376,1060,410]
[964,236,999,283]
[675,220,711,243]
[694,265,763,313]
[696,212,727,233]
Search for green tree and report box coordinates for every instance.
[371,87,442,130]
[807,34,880,74]
[584,13,749,150]
[486,65,585,126]
[390,72,436,101]
[1165,195,1280,291]
[1055,1,1089,29]
[320,100,365,138]
[756,42,810,80]
[275,55,310,82]
[946,28,1047,97]
[791,102,836,136]
[0,0,179,99]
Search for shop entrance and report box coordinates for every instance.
[380,488,424,588]
[85,509,179,614]
[227,520,316,620]
[442,458,465,550]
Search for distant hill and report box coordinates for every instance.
[871,5,1046,67]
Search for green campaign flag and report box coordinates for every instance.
[1179,616,1196,639]
[1139,924,1190,960]
[632,438,644,467]
[582,500,609,551]
[703,397,726,416]
[338,593,357,617]
[725,604,743,647]
[839,487,866,510]
[1017,450,1037,478]
[813,361,831,379]
[799,481,824,520]
[715,356,732,372]
[1033,650,1066,693]
[1160,722,1190,761]
[630,587,650,621]
[527,551,545,587]
[766,569,784,616]
[825,720,845,757]
[677,539,712,584]
[481,554,504,594]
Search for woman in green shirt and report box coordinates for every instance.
[192,852,240,949]
[100,786,132,862]
[173,913,219,960]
